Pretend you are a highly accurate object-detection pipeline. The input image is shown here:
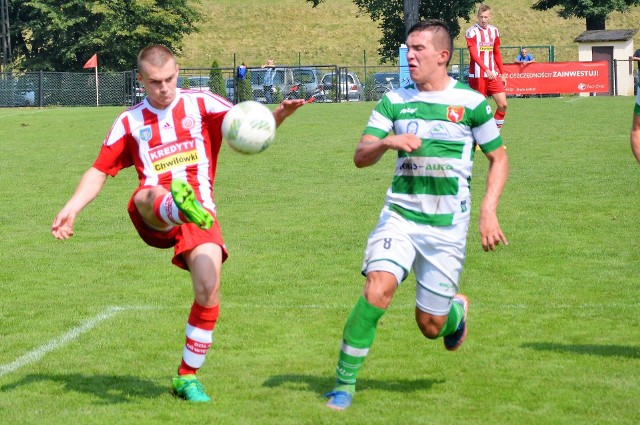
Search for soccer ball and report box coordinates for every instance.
[221,101,276,154]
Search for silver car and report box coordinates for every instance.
[321,71,363,101]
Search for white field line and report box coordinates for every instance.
[0,306,153,378]
[0,109,47,119]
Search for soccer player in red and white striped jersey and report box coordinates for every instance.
[465,4,508,129]
[51,44,305,402]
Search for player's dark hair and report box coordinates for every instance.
[407,20,454,66]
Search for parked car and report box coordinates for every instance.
[290,67,322,100]
[249,67,295,103]
[447,65,470,84]
[225,78,235,101]
[0,79,35,107]
[187,76,211,91]
[369,72,400,100]
[320,71,364,101]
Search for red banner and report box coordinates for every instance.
[502,61,609,95]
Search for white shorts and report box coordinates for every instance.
[362,206,469,315]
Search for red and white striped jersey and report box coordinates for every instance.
[93,89,233,213]
[465,23,503,79]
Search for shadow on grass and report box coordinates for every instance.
[0,373,167,403]
[262,374,444,395]
[522,342,640,359]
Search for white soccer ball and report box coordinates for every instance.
[222,101,276,154]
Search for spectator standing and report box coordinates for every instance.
[515,48,535,64]
[51,45,305,403]
[465,4,508,129]
[262,58,276,103]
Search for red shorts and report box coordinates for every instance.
[468,77,505,96]
[127,188,228,270]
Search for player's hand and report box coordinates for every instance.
[486,70,498,80]
[273,99,305,126]
[51,209,77,240]
[384,134,422,153]
[479,212,508,252]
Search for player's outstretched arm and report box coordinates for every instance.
[479,146,509,251]
[51,167,108,240]
[354,134,422,168]
[272,99,306,127]
[631,113,640,165]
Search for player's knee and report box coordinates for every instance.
[363,271,398,308]
[415,310,445,339]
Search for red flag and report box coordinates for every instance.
[83,54,97,69]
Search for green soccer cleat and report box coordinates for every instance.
[444,294,469,351]
[170,179,214,230]
[172,374,211,403]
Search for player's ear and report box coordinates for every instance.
[440,49,451,66]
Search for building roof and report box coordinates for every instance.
[574,29,638,43]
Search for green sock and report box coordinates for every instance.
[334,295,386,393]
[437,301,464,338]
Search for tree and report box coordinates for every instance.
[208,59,226,98]
[532,0,640,30]
[8,0,202,71]
[306,0,479,63]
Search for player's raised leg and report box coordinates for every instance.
[170,179,214,230]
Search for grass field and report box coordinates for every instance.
[1,97,639,424]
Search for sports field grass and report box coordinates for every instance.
[1,97,639,424]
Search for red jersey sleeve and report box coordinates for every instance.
[493,35,505,74]
[466,35,488,73]
[92,115,135,177]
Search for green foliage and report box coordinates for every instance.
[8,0,202,71]
[306,0,480,63]
[238,70,253,102]
[532,0,640,19]
[532,0,640,29]
[208,59,227,98]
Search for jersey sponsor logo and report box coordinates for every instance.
[407,120,419,134]
[149,139,199,173]
[139,126,152,142]
[428,123,450,138]
[400,107,417,115]
[182,116,196,129]
[446,106,465,123]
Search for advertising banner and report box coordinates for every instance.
[399,44,413,87]
[502,61,610,95]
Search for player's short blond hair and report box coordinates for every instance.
[137,45,175,72]
[478,4,491,15]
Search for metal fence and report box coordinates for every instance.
[0,51,633,108]
[0,64,402,108]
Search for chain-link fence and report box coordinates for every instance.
[2,46,630,108]
[0,64,399,108]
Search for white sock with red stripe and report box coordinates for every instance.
[153,193,186,226]
[494,110,506,129]
[178,302,219,376]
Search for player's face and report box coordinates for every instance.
[406,30,446,87]
[477,10,492,28]
[137,59,179,109]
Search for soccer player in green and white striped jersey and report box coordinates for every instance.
[325,19,510,411]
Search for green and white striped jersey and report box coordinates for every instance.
[364,78,503,227]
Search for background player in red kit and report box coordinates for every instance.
[51,44,305,402]
[465,4,508,129]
